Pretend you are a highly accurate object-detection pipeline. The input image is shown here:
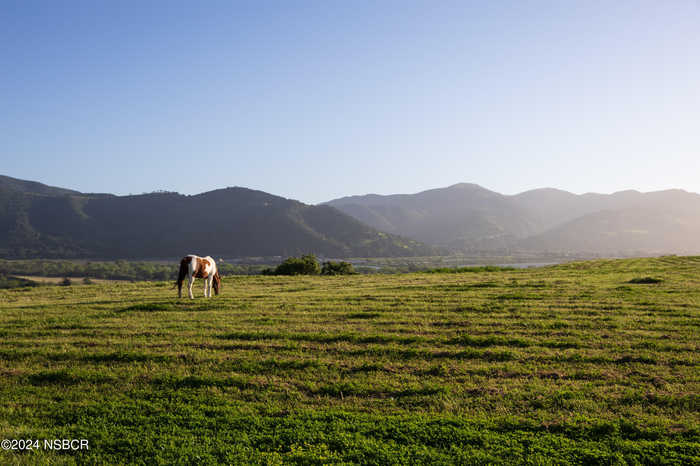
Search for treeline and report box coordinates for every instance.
[0,257,357,281]
[0,258,517,282]
[0,259,266,281]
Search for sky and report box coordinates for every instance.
[2,0,699,204]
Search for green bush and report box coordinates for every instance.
[321,261,356,275]
[264,254,321,275]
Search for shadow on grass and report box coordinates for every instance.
[118,300,220,313]
[27,369,117,386]
[627,277,664,284]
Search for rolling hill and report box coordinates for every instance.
[326,183,539,250]
[326,184,700,255]
[5,175,699,258]
[0,175,434,259]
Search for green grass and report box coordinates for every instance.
[0,256,699,464]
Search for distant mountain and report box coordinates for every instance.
[518,206,700,254]
[0,176,434,259]
[5,175,699,258]
[327,183,539,250]
[515,189,700,254]
[326,184,700,255]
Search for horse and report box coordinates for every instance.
[176,254,221,298]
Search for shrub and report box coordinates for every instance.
[321,261,356,275]
[60,277,72,286]
[265,254,321,276]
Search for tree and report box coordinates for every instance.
[266,254,321,275]
[321,261,356,275]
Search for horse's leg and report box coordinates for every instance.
[188,276,194,299]
[206,277,212,298]
[204,277,208,298]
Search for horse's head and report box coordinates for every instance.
[212,272,221,295]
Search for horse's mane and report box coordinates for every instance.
[175,256,191,293]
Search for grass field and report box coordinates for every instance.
[0,256,699,464]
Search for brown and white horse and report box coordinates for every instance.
[177,255,221,298]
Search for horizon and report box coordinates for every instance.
[3,1,699,204]
[4,173,699,205]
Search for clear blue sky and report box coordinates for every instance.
[2,0,698,204]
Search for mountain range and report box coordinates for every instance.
[0,175,432,259]
[3,175,700,259]
[326,183,700,255]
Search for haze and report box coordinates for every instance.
[2,1,698,204]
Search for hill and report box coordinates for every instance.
[0,176,434,259]
[0,174,82,197]
[327,183,539,250]
[518,204,700,254]
[326,184,700,255]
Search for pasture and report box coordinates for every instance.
[0,256,699,464]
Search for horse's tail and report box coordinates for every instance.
[176,258,189,295]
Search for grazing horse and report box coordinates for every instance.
[177,255,221,298]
